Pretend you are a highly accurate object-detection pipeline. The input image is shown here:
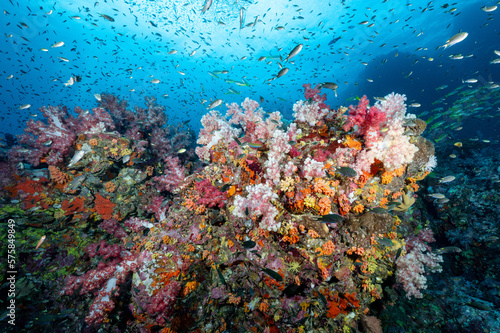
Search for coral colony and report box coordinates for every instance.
[2,85,441,332]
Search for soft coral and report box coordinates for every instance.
[343,96,386,147]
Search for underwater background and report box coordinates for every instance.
[1,0,500,332]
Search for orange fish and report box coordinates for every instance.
[35,235,46,250]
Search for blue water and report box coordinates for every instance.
[1,0,498,141]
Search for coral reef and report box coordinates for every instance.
[0,87,439,332]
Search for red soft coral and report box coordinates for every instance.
[61,197,85,216]
[195,179,226,209]
[94,193,116,219]
[343,96,386,147]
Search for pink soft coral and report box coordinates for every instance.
[264,129,292,185]
[396,229,443,299]
[61,247,138,324]
[153,156,186,192]
[343,96,386,147]
[195,110,241,161]
[350,93,418,174]
[232,183,280,231]
[303,83,329,110]
[292,100,329,126]
[302,157,326,181]
[11,105,115,166]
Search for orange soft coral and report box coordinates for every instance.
[104,181,116,193]
[344,135,362,150]
[322,240,335,255]
[318,197,331,215]
[313,178,335,196]
[48,165,71,184]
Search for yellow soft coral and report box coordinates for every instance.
[280,176,295,192]
[352,203,364,214]
[304,195,316,208]
[381,172,393,184]
[121,148,132,157]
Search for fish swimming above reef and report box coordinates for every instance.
[284,44,303,62]
[328,36,342,45]
[442,32,468,49]
[201,0,213,13]
[439,176,456,183]
[319,82,338,97]
[99,13,115,22]
[428,193,446,199]
[207,99,223,110]
[51,41,64,48]
[64,77,75,87]
[277,68,289,78]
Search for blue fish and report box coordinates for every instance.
[328,36,342,45]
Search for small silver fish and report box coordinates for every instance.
[482,5,497,12]
[207,99,223,110]
[68,150,85,168]
[442,32,468,49]
[35,235,46,249]
[319,82,338,97]
[201,0,213,13]
[51,41,65,48]
[439,176,456,183]
[435,246,461,254]
[64,76,75,87]
[277,67,289,78]
[66,174,86,190]
[285,44,303,62]
[428,193,446,199]
[437,197,450,204]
